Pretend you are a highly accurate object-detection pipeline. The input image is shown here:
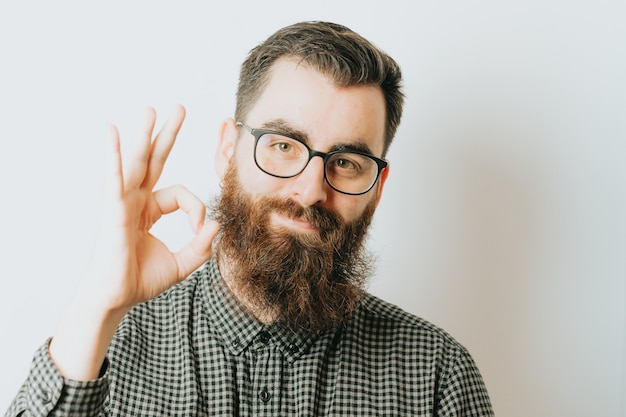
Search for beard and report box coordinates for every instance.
[210,162,377,333]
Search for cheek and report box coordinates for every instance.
[235,155,284,196]
[331,194,376,224]
[232,140,272,194]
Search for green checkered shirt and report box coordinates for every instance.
[7,259,494,416]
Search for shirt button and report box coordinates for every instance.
[232,338,241,349]
[288,343,299,354]
[258,331,271,344]
[39,389,52,403]
[258,390,272,402]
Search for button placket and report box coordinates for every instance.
[251,345,282,415]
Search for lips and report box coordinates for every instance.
[271,199,341,234]
[271,211,319,233]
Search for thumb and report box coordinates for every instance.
[174,220,220,279]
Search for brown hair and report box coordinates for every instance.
[235,21,404,157]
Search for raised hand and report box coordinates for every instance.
[49,105,219,380]
[87,105,218,311]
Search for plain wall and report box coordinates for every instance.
[0,1,624,416]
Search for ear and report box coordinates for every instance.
[373,164,390,208]
[215,118,239,180]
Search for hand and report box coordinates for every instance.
[50,105,219,380]
[84,104,218,313]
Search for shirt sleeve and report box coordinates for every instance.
[4,339,110,417]
[436,345,495,417]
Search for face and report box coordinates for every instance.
[216,58,389,228]
[212,58,390,331]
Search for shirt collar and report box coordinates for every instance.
[198,258,321,364]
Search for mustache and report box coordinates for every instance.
[259,197,342,233]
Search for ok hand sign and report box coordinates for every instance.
[50,105,219,381]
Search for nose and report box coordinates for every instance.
[290,155,328,207]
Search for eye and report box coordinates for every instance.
[328,154,366,178]
[333,153,366,171]
[334,158,359,170]
[258,133,305,161]
[275,142,294,153]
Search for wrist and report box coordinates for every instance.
[49,293,127,381]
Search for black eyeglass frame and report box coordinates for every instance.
[236,122,388,196]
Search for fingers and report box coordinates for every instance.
[153,185,207,233]
[153,185,220,278]
[175,219,220,279]
[143,104,186,190]
[123,107,157,191]
[104,124,123,200]
[114,105,184,193]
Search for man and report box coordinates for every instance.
[6,21,494,416]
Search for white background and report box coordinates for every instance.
[0,1,624,415]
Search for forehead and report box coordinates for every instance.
[244,58,387,156]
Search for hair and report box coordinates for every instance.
[235,21,404,157]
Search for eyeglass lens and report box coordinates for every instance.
[255,132,380,194]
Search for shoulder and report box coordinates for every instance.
[340,293,491,402]
[353,292,455,339]
[346,292,468,358]
[351,296,495,415]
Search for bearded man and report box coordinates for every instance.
[7,21,494,416]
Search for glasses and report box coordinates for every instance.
[236,122,388,195]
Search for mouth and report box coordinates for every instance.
[270,212,320,233]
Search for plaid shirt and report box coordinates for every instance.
[7,259,493,416]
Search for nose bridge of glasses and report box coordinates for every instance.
[289,150,328,203]
[307,149,330,164]
[301,149,327,176]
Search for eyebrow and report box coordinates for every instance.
[260,119,377,156]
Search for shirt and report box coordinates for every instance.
[6,259,494,416]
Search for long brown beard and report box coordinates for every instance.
[210,163,376,332]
